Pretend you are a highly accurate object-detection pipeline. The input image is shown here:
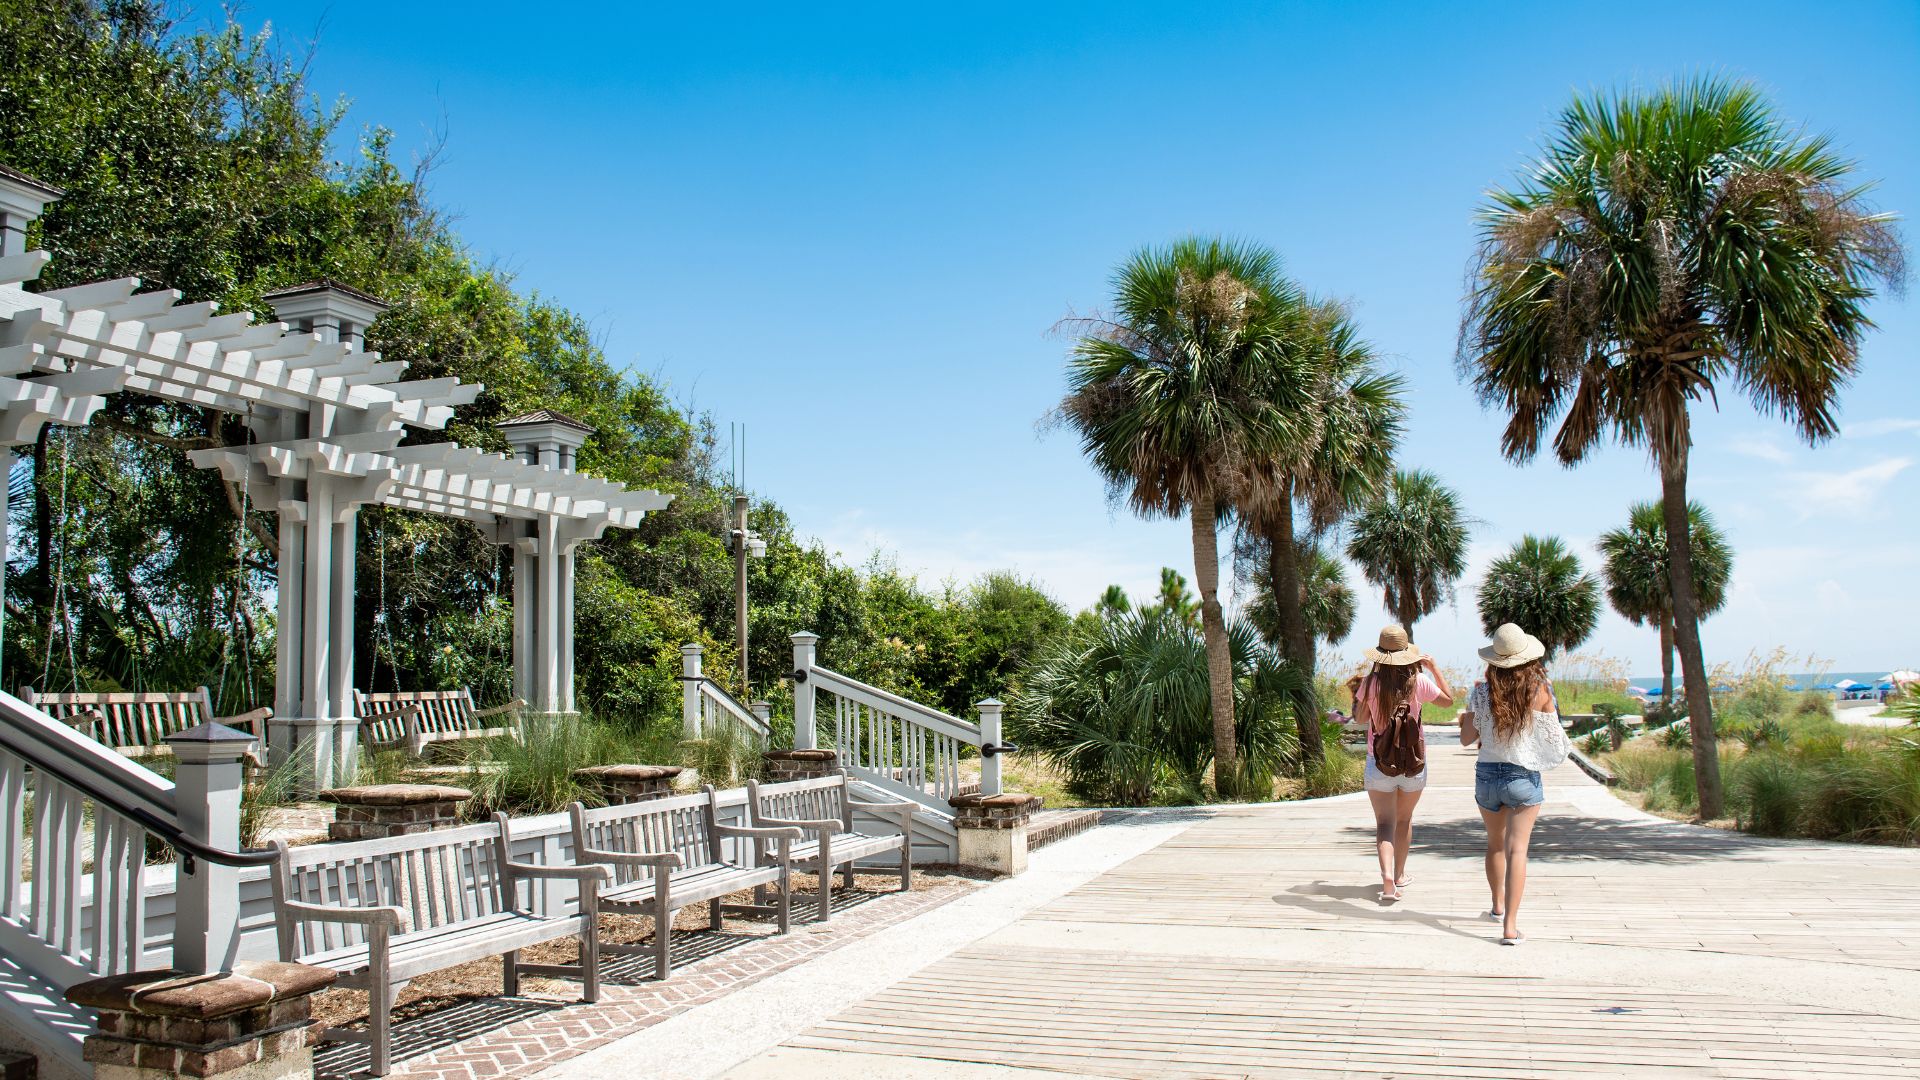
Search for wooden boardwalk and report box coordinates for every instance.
[728,731,1920,1078]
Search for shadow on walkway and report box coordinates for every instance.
[1272,881,1491,942]
[1339,812,1780,864]
[316,997,564,1079]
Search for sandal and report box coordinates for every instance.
[1484,910,1503,922]
[1499,933,1525,946]
[1378,890,1401,903]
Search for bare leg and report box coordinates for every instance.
[1367,790,1399,898]
[1479,806,1508,916]
[1500,804,1542,940]
[1391,787,1422,886]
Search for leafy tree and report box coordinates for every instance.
[1598,501,1733,701]
[1344,470,1471,636]
[1476,535,1601,659]
[1246,541,1356,653]
[1057,238,1314,795]
[1095,584,1131,620]
[1233,304,1402,763]
[1458,78,1903,816]
[1143,567,1199,628]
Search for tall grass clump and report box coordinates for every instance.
[455,713,659,815]
[1008,611,1303,805]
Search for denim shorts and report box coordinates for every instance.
[1475,761,1544,812]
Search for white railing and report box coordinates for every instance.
[0,690,254,987]
[680,644,772,745]
[789,632,1006,810]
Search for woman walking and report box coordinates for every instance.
[1353,625,1453,903]
[1460,623,1571,945]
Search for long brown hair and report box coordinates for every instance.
[1368,662,1418,733]
[1487,659,1548,739]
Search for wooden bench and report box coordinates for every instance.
[22,685,269,762]
[746,770,914,923]
[269,813,610,1076]
[570,785,803,980]
[353,687,526,757]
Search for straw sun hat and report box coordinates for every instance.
[1479,623,1546,668]
[1363,625,1424,666]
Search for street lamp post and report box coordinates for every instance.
[730,495,767,690]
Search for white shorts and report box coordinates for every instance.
[1364,755,1427,793]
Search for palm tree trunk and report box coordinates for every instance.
[1659,451,1724,819]
[1396,570,1418,636]
[1264,484,1323,766]
[1190,490,1240,796]
[1659,615,1675,703]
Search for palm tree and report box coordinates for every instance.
[1058,238,1315,795]
[1344,469,1471,636]
[1247,541,1357,653]
[1234,305,1404,763]
[1599,501,1733,701]
[1477,535,1601,658]
[1458,78,1903,816]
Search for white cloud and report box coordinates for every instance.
[1843,417,1920,440]
[1782,457,1913,518]
[1726,435,1794,464]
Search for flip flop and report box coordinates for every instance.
[1378,891,1401,903]
[1484,910,1503,922]
[1499,934,1525,946]
[1396,877,1412,888]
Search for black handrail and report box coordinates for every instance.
[0,730,277,875]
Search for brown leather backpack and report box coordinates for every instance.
[1367,677,1427,776]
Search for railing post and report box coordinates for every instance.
[750,700,771,729]
[681,643,704,739]
[976,698,1003,797]
[791,631,819,749]
[166,722,256,975]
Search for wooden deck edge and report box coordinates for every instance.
[1567,746,1617,787]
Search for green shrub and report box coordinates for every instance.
[1735,751,1806,836]
[1292,743,1363,799]
[1741,717,1788,751]
[1658,721,1692,750]
[1580,731,1611,756]
[1007,611,1301,806]
[453,714,663,815]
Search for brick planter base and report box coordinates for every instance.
[572,764,684,804]
[318,783,472,840]
[66,960,335,1080]
[762,748,839,782]
[949,792,1044,876]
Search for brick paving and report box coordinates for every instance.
[315,879,979,1080]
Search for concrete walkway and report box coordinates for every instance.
[548,733,1920,1078]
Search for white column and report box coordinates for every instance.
[511,533,536,707]
[300,478,336,786]
[976,698,1004,797]
[166,725,255,974]
[272,501,305,762]
[558,537,577,714]
[329,512,359,778]
[682,644,704,739]
[791,632,819,749]
[537,517,563,713]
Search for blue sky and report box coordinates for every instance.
[242,0,1918,676]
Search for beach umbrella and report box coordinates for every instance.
[1626,685,1652,697]
[1885,670,1919,685]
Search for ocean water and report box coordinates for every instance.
[1627,671,1899,692]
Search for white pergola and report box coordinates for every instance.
[0,168,671,788]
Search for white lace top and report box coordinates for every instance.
[1468,682,1569,772]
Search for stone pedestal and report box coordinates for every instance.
[65,960,335,1080]
[949,792,1043,877]
[572,764,683,804]
[762,748,838,782]
[318,783,471,841]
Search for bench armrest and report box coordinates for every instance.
[213,706,272,736]
[472,698,528,720]
[280,899,413,934]
[713,823,806,841]
[504,861,614,883]
[757,815,842,833]
[358,704,423,727]
[576,848,684,869]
